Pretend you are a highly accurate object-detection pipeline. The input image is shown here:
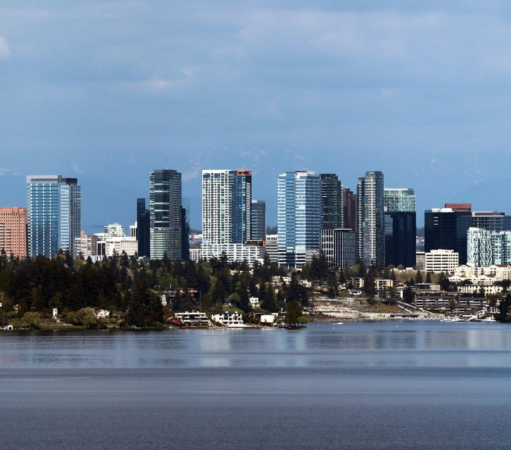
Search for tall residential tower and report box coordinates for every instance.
[277,171,321,269]
[202,170,262,264]
[357,171,385,267]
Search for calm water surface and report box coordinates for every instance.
[1,321,511,449]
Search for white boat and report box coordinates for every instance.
[441,316,460,322]
[336,322,343,325]
[482,316,496,323]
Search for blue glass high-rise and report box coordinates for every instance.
[277,171,321,269]
[27,175,81,258]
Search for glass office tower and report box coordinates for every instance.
[136,198,150,257]
[425,206,472,264]
[320,174,343,229]
[27,175,81,258]
[384,188,416,268]
[250,200,266,241]
[277,171,321,269]
[150,170,182,260]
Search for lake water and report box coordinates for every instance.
[1,321,511,449]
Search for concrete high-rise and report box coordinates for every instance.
[277,171,321,269]
[27,175,81,258]
[202,170,262,264]
[384,188,416,268]
[0,207,28,258]
[320,174,343,229]
[425,204,472,265]
[357,171,385,267]
[150,170,183,260]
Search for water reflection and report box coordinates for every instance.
[1,322,511,369]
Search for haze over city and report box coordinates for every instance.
[2,1,511,230]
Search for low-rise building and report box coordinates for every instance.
[265,234,278,264]
[174,311,209,326]
[425,249,459,274]
[211,312,246,327]
[249,297,260,309]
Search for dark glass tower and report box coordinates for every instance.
[250,200,266,241]
[343,188,357,231]
[136,198,150,257]
[384,188,416,268]
[150,170,182,260]
[425,206,472,264]
[320,174,343,228]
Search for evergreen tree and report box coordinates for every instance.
[416,270,423,284]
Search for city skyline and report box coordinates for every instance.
[3,2,511,231]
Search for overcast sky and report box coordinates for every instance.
[2,0,511,230]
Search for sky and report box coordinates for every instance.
[2,0,511,231]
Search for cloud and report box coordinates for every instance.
[72,162,85,174]
[0,37,10,59]
[0,167,17,176]
[182,167,200,182]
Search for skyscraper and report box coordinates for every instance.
[343,188,357,231]
[425,204,472,265]
[27,175,81,258]
[357,171,385,267]
[150,170,182,260]
[277,171,321,269]
[250,200,266,241]
[136,198,150,257]
[202,170,262,264]
[320,174,343,229]
[384,188,416,268]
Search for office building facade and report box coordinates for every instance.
[277,171,321,269]
[321,228,356,268]
[471,211,511,232]
[425,249,459,274]
[320,174,343,229]
[0,207,28,258]
[425,205,472,265]
[150,170,183,260]
[27,175,81,258]
[384,188,416,268]
[250,200,266,242]
[357,171,385,267]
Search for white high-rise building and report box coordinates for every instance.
[201,169,263,265]
[357,171,385,267]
